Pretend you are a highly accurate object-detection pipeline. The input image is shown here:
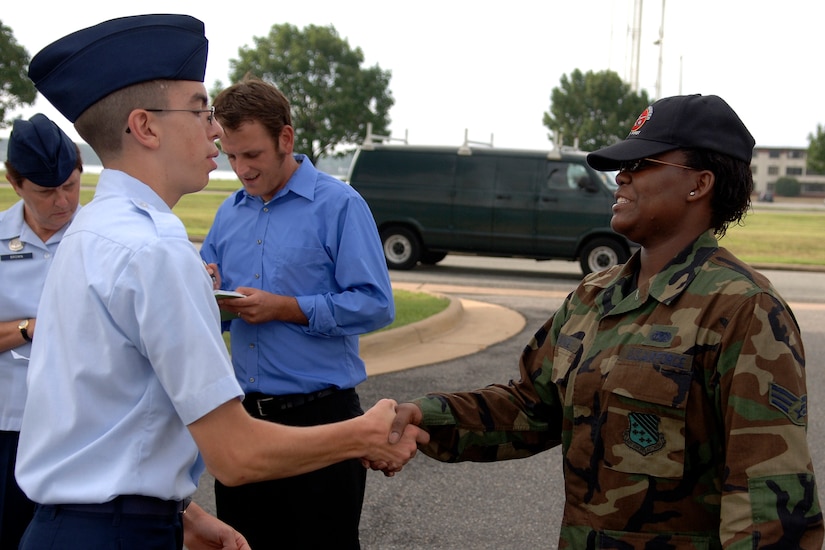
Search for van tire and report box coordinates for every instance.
[380,226,421,270]
[420,251,447,265]
[579,238,628,275]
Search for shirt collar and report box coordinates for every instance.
[585,231,719,314]
[95,169,174,213]
[0,200,26,240]
[0,200,80,245]
[232,154,316,206]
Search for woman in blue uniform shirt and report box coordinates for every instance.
[0,113,82,548]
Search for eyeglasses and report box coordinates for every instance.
[145,106,215,125]
[619,157,696,173]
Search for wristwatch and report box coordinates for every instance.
[18,319,32,342]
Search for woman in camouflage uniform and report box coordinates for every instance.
[385,94,823,549]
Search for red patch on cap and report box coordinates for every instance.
[630,106,653,134]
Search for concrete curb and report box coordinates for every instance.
[359,291,463,358]
[361,285,527,376]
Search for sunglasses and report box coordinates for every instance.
[619,157,697,173]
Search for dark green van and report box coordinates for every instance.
[348,144,634,274]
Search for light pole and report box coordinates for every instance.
[654,0,665,99]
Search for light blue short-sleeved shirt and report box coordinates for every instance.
[200,155,394,396]
[0,200,77,432]
[16,169,243,504]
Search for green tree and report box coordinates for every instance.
[543,69,651,151]
[806,124,825,175]
[225,23,393,164]
[0,20,37,128]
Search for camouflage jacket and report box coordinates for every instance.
[415,231,823,549]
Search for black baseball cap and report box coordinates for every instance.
[587,94,755,171]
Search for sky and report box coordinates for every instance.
[2,0,824,151]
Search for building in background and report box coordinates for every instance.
[751,146,825,197]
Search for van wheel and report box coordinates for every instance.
[420,251,447,265]
[380,227,421,270]
[579,238,628,275]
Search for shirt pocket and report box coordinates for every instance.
[601,350,692,479]
[271,246,332,294]
[597,529,711,549]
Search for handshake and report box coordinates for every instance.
[359,400,427,476]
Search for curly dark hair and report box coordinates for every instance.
[683,148,753,237]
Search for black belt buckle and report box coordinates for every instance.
[256,396,275,417]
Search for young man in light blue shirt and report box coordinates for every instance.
[15,15,423,550]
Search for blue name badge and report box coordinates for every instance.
[0,253,34,261]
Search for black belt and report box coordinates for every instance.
[46,495,189,517]
[244,388,341,417]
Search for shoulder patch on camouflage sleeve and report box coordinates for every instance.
[769,382,807,426]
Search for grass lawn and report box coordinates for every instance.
[722,210,825,266]
[222,288,449,350]
[4,180,822,267]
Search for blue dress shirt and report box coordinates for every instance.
[201,155,394,395]
[16,170,243,504]
[0,201,78,432]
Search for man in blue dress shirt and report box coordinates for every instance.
[200,77,395,549]
[14,14,424,550]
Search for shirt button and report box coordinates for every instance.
[257,240,262,245]
[254,274,260,279]
[249,343,255,349]
[44,252,51,259]
[263,207,269,212]
[249,377,255,383]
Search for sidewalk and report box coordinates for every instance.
[360,282,543,375]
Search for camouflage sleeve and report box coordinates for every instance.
[717,291,823,548]
[413,312,564,463]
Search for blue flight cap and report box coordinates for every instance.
[28,14,208,123]
[7,114,78,188]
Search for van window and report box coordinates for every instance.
[355,150,455,186]
[545,161,592,191]
[546,162,570,190]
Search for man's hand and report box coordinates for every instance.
[203,262,221,290]
[183,501,250,549]
[219,287,308,325]
[389,402,423,444]
[358,400,428,476]
[361,402,427,476]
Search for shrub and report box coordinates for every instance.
[774,177,801,197]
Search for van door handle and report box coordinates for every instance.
[496,194,512,200]
[541,196,558,202]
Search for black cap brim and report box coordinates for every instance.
[586,139,679,171]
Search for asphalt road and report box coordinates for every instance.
[191,256,825,549]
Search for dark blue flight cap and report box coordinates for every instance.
[7,114,78,187]
[28,14,208,123]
